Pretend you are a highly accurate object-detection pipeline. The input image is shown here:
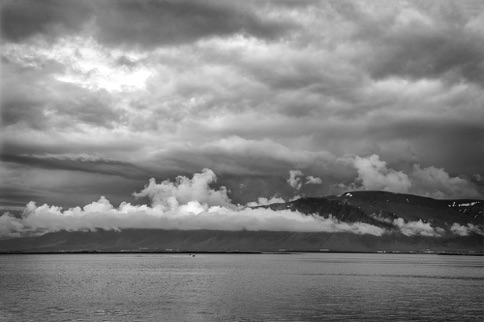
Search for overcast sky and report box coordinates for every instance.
[1,0,484,211]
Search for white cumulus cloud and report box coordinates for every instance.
[287,169,304,190]
[306,176,322,185]
[353,155,411,193]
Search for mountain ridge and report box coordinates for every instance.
[260,190,483,229]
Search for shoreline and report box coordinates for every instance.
[1,250,482,256]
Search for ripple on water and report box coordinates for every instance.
[0,253,483,321]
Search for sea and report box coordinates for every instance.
[0,253,483,321]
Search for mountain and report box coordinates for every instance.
[260,191,483,230]
[0,191,482,253]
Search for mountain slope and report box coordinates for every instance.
[261,191,483,229]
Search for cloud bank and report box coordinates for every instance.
[0,169,385,238]
[1,169,481,239]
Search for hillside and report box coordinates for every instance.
[261,191,483,229]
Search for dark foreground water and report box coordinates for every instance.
[0,253,483,321]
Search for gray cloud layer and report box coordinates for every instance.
[1,0,484,209]
[1,0,293,45]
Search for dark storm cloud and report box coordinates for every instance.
[366,22,484,86]
[0,0,93,41]
[2,0,294,47]
[95,0,294,48]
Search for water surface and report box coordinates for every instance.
[1,253,483,321]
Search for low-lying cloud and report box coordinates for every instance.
[0,169,481,239]
[450,223,483,237]
[392,218,445,237]
[0,169,385,238]
[0,198,387,238]
[246,196,286,208]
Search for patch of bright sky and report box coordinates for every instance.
[2,37,153,92]
[368,77,443,97]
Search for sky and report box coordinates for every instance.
[1,0,484,215]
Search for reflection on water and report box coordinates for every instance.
[1,253,483,321]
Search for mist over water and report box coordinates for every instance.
[1,253,483,321]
